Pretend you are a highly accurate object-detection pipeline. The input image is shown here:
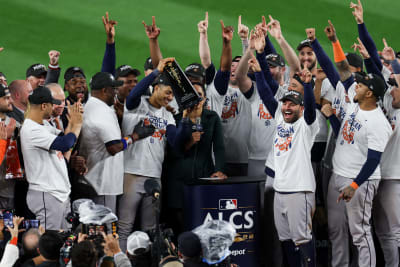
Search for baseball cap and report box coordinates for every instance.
[297,39,312,51]
[0,72,5,78]
[89,72,123,90]
[153,73,174,87]
[346,53,363,69]
[232,56,241,62]
[266,53,285,67]
[127,231,151,256]
[64,67,86,82]
[185,63,206,79]
[0,84,10,97]
[178,231,202,258]
[144,57,154,71]
[280,90,304,105]
[26,64,47,78]
[354,72,385,99]
[28,86,61,105]
[116,65,141,79]
[396,51,400,60]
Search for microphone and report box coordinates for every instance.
[144,179,161,199]
[192,117,203,132]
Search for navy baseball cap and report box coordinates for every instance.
[26,64,47,78]
[64,67,86,82]
[153,73,173,87]
[346,53,363,69]
[185,63,206,79]
[116,65,141,78]
[144,57,154,71]
[178,231,202,258]
[297,39,312,51]
[266,53,285,67]
[354,72,385,99]
[280,90,304,105]
[28,86,61,105]
[90,72,123,90]
[0,84,10,97]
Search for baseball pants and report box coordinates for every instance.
[327,173,379,267]
[118,173,160,252]
[92,195,117,215]
[26,189,71,230]
[274,191,315,245]
[373,180,400,267]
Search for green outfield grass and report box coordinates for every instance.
[1,0,399,84]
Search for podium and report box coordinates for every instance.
[183,176,265,267]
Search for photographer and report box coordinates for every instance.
[177,232,208,267]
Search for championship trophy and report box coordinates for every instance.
[163,59,201,110]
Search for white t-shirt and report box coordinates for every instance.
[20,119,70,202]
[315,78,335,143]
[122,96,175,178]
[332,104,392,180]
[247,84,276,160]
[272,105,320,192]
[79,97,124,195]
[205,83,251,164]
[381,87,400,180]
[332,81,356,121]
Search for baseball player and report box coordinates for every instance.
[372,45,400,267]
[20,86,82,230]
[249,52,319,266]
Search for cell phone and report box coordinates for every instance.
[22,219,40,230]
[3,210,13,228]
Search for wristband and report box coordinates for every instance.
[350,181,359,190]
[48,64,59,69]
[332,40,346,63]
[391,59,400,74]
[10,237,18,245]
[121,138,127,150]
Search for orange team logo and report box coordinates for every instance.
[274,125,294,156]
[144,114,168,142]
[258,104,273,120]
[221,101,238,120]
[390,115,397,130]
[340,112,362,145]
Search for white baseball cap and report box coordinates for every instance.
[127,231,151,256]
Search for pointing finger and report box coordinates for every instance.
[220,20,225,31]
[205,11,208,22]
[238,15,241,27]
[268,15,274,22]
[383,38,388,48]
[262,15,267,26]
[152,16,156,27]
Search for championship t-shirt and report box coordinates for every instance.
[272,106,320,192]
[80,97,124,195]
[332,103,392,180]
[122,96,175,178]
[314,78,335,143]
[205,83,251,164]
[20,119,70,202]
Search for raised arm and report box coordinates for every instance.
[198,12,212,68]
[249,57,278,117]
[45,50,61,84]
[267,15,301,77]
[350,0,383,71]
[298,67,317,124]
[235,31,255,95]
[306,28,340,88]
[381,42,400,87]
[143,16,163,68]
[238,15,249,55]
[220,20,233,71]
[101,12,117,75]
[324,20,353,84]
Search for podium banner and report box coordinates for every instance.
[184,181,261,267]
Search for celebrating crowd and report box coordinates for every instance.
[0,0,399,266]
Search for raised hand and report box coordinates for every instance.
[267,15,282,40]
[248,57,261,73]
[305,28,316,42]
[48,50,60,66]
[351,37,370,59]
[102,12,118,44]
[7,216,24,239]
[254,29,266,53]
[142,16,161,39]
[67,98,83,126]
[237,15,249,40]
[299,65,313,83]
[249,29,256,50]
[156,57,175,72]
[6,118,16,139]
[0,48,3,53]
[198,12,209,34]
[350,0,363,24]
[324,20,337,42]
[381,38,395,61]
[220,20,234,42]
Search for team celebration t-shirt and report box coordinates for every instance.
[122,96,175,179]
[21,119,70,202]
[80,97,124,195]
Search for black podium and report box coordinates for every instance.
[183,176,265,267]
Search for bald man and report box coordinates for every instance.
[45,83,66,131]
[7,80,33,123]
